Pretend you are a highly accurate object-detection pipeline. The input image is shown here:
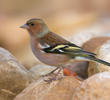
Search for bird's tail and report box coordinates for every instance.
[87,56,110,66]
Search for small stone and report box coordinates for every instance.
[88,40,110,76]
[14,76,81,100]
[72,72,110,100]
[0,47,33,100]
[28,64,55,80]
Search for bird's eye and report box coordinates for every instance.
[30,23,34,26]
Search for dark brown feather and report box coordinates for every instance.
[40,32,70,46]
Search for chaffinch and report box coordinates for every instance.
[20,18,110,80]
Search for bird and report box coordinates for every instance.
[20,18,110,81]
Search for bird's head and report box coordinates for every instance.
[20,18,49,38]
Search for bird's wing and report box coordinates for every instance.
[43,44,96,57]
[41,32,96,57]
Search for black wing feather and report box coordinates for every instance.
[43,43,96,56]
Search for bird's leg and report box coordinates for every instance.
[53,66,62,79]
[42,67,59,77]
[44,66,63,82]
[47,67,59,75]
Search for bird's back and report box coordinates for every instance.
[40,32,72,46]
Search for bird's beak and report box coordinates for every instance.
[20,24,29,29]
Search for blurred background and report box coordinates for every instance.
[0,0,110,69]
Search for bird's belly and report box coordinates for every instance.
[39,53,69,66]
[33,49,70,66]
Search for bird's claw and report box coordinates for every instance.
[43,74,63,83]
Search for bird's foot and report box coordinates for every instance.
[43,67,62,83]
[44,73,63,83]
